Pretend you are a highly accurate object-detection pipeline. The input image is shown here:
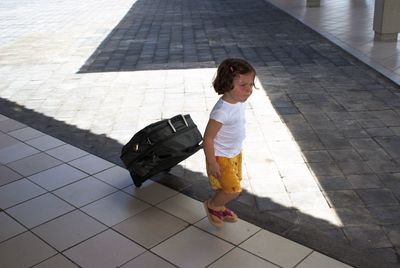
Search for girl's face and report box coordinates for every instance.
[223,72,255,104]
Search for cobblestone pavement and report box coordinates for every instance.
[1,0,400,267]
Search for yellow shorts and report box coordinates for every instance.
[208,152,242,193]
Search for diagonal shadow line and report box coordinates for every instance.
[2,0,400,266]
[0,97,390,268]
[74,0,400,266]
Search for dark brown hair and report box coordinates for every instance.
[212,58,256,95]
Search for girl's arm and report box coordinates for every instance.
[203,119,222,179]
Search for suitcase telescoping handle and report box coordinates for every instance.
[168,114,188,133]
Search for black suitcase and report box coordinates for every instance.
[120,114,203,187]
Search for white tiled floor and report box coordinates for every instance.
[0,115,353,267]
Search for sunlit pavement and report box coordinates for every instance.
[0,0,399,267]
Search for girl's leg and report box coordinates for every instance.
[204,190,239,226]
[209,190,239,209]
[205,153,242,226]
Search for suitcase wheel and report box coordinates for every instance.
[133,181,142,188]
[129,171,143,188]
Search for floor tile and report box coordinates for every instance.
[151,226,234,268]
[8,127,45,141]
[32,210,107,251]
[0,143,39,164]
[343,225,392,248]
[156,193,206,223]
[249,177,287,195]
[93,165,133,189]
[32,254,78,268]
[347,172,384,188]
[290,191,330,209]
[356,188,399,206]
[323,190,364,208]
[64,229,145,268]
[208,247,279,268]
[53,176,117,207]
[120,251,176,268]
[296,251,353,268]
[369,206,400,225]
[0,231,57,268]
[0,178,46,209]
[240,230,313,268]
[0,165,22,187]
[0,133,19,149]
[6,152,62,176]
[68,154,114,174]
[26,135,65,151]
[28,164,88,191]
[46,144,89,162]
[0,212,26,242]
[6,193,74,228]
[113,207,188,248]
[298,206,342,226]
[0,114,7,122]
[282,176,320,192]
[0,119,26,133]
[123,180,178,205]
[196,218,261,245]
[81,191,150,226]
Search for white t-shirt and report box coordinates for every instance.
[210,98,246,157]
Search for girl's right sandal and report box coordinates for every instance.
[203,200,224,228]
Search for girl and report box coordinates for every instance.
[203,58,256,228]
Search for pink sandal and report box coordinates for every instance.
[203,200,224,228]
[222,208,238,222]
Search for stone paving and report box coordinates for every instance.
[1,0,400,267]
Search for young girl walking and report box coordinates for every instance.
[203,58,256,228]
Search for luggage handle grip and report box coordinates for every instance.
[168,120,176,132]
[181,114,188,127]
[168,115,188,133]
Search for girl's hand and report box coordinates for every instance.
[207,161,221,179]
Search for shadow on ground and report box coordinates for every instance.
[0,97,386,268]
[78,0,329,73]
[3,0,400,266]
[76,0,400,266]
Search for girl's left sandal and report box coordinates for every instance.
[222,207,238,222]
